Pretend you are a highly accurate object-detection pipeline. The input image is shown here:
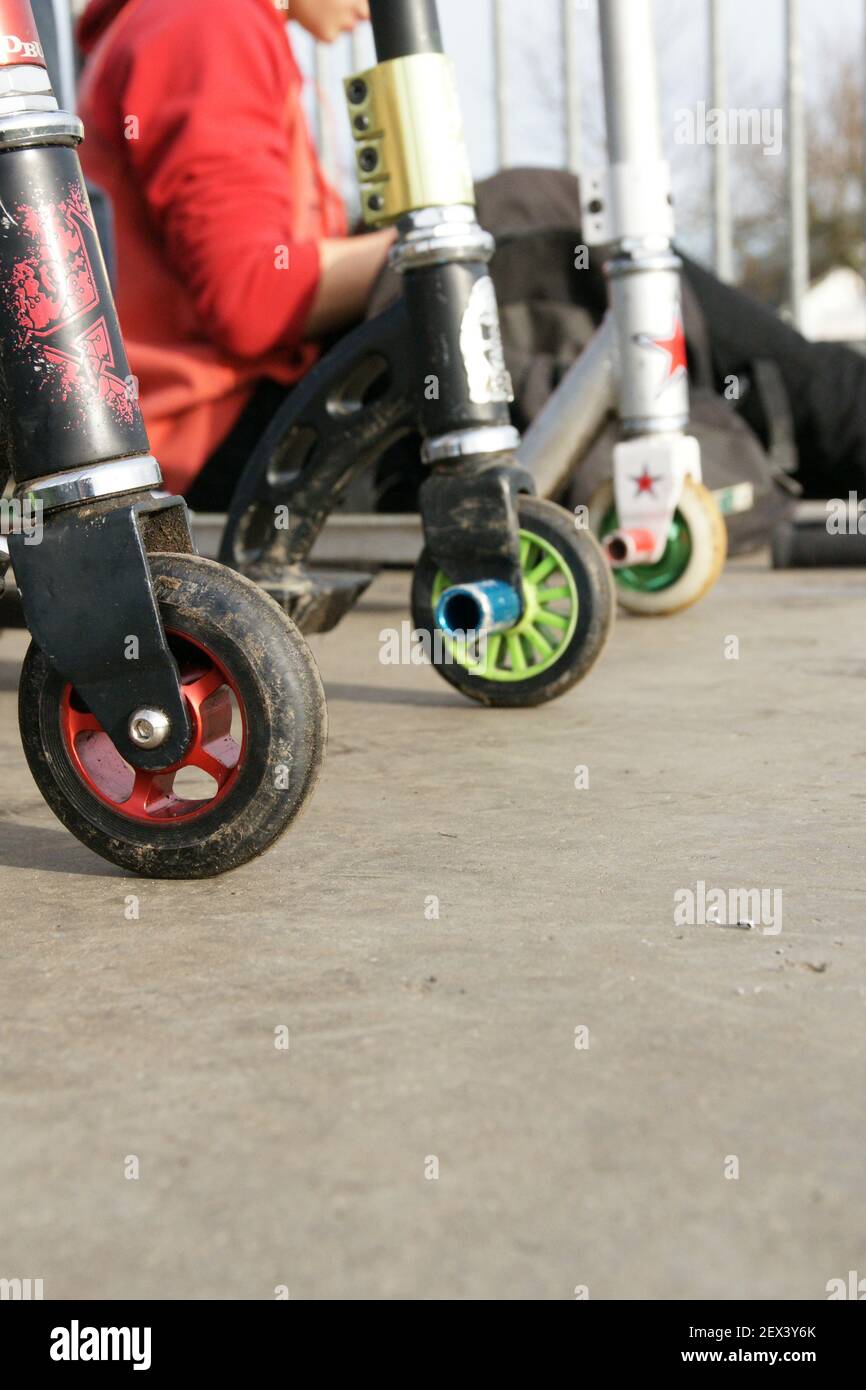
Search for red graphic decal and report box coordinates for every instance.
[632,466,661,498]
[0,0,46,67]
[44,317,135,425]
[633,314,688,392]
[4,181,136,426]
[11,185,99,337]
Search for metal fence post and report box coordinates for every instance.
[562,0,582,175]
[709,0,734,281]
[352,26,368,71]
[314,43,338,181]
[863,0,866,260]
[786,0,810,328]
[493,0,509,168]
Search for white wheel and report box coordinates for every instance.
[588,477,728,616]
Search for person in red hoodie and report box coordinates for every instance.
[76,0,394,504]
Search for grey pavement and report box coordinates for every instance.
[0,557,863,1300]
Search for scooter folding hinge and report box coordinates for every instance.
[608,432,701,567]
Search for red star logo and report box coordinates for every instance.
[633,466,661,498]
[634,316,688,390]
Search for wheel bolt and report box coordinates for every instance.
[128,708,171,749]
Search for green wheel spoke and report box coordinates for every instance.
[430,520,580,684]
[482,633,504,673]
[537,585,571,605]
[538,610,570,631]
[524,625,554,658]
[527,554,557,585]
[507,633,527,672]
[451,635,478,666]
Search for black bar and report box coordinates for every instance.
[772,516,866,567]
[370,0,443,60]
[4,1299,861,1372]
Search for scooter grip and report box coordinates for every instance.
[0,0,46,68]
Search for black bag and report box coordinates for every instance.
[371,166,866,540]
[474,168,799,554]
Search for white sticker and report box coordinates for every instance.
[459,276,514,406]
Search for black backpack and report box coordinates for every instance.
[473,168,799,554]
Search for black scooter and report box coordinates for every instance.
[220,0,614,708]
[0,0,326,877]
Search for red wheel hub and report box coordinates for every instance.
[60,630,247,823]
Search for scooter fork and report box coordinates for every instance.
[0,1,327,877]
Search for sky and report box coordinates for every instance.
[294,0,866,258]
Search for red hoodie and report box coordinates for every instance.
[77,0,347,494]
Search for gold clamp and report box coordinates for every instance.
[345,53,476,227]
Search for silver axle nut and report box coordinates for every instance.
[128,708,171,750]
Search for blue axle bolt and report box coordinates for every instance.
[435,579,523,637]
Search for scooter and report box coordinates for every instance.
[520,0,728,616]
[219,0,728,626]
[0,0,326,878]
[220,0,615,709]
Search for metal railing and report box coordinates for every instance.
[302,0,847,333]
[783,0,810,328]
[62,0,855,336]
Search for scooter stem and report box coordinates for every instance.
[370,0,443,60]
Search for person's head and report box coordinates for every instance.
[283,0,370,43]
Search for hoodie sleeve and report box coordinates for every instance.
[116,1,322,361]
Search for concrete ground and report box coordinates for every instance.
[0,554,863,1302]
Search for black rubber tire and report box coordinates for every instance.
[19,553,326,879]
[411,496,615,708]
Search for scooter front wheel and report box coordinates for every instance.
[588,477,727,616]
[411,496,614,708]
[19,554,326,879]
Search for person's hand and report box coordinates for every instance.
[305,229,397,338]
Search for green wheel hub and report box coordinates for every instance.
[431,527,578,683]
[600,504,692,594]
